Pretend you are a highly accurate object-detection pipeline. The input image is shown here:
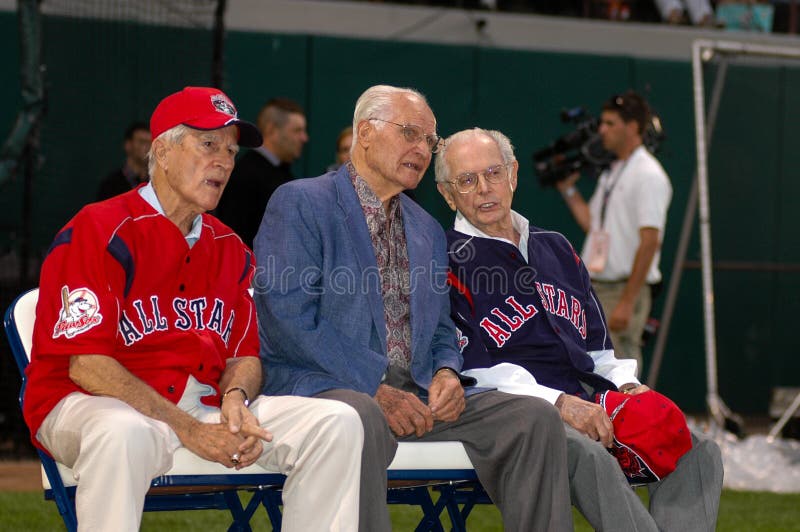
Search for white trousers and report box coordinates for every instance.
[37,391,362,532]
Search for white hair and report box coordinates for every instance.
[147,124,191,175]
[351,85,431,140]
[434,128,516,184]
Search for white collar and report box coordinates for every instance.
[453,209,530,262]
[139,182,203,246]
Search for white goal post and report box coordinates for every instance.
[691,39,800,430]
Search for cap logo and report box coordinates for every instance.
[211,94,237,117]
[608,397,628,421]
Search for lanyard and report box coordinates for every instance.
[599,158,629,229]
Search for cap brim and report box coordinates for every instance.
[231,119,263,148]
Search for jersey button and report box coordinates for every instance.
[198,363,204,371]
[179,284,185,292]
[510,252,517,260]
[185,256,191,264]
[554,326,561,334]
[168,385,175,393]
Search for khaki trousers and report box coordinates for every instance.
[591,280,651,377]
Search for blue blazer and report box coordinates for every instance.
[253,166,463,397]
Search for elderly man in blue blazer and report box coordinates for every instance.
[253,85,572,532]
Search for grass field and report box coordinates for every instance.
[2,489,800,531]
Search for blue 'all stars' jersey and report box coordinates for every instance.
[446,226,616,399]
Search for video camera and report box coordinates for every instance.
[533,107,665,188]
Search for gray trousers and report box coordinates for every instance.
[567,425,723,532]
[317,389,573,532]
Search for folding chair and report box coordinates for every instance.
[5,288,291,531]
[5,288,490,531]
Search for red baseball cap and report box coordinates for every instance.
[595,390,693,483]
[150,86,262,147]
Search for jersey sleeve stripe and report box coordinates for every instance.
[446,271,474,315]
[107,235,136,297]
[238,250,252,284]
[46,228,73,257]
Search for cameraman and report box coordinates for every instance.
[557,91,672,377]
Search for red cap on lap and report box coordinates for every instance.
[595,390,693,483]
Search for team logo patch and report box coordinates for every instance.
[211,94,237,117]
[53,286,103,339]
[455,327,469,352]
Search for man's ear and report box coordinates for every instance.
[509,160,519,192]
[356,120,372,148]
[437,182,457,211]
[152,138,169,171]
[263,122,280,142]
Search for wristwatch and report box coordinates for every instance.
[222,387,250,407]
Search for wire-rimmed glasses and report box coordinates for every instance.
[445,163,512,194]
[369,118,442,153]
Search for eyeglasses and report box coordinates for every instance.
[369,118,442,153]
[446,163,512,194]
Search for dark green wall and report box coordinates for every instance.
[2,13,798,413]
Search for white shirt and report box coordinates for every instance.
[581,145,672,284]
[139,182,203,247]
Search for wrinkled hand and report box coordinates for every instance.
[608,300,634,332]
[428,369,465,423]
[221,399,272,469]
[375,384,434,437]
[621,384,650,395]
[178,419,261,469]
[555,394,614,448]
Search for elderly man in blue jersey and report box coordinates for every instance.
[435,127,723,532]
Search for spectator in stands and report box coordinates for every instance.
[253,84,573,532]
[216,97,308,248]
[654,0,715,25]
[23,86,361,532]
[326,125,354,172]
[436,126,724,532]
[96,121,151,201]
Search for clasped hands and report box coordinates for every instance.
[375,369,465,437]
[179,397,271,470]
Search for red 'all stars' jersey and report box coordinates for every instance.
[23,188,258,450]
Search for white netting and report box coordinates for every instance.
[41,0,217,29]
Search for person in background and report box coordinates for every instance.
[654,0,715,25]
[96,121,151,201]
[556,91,672,376]
[216,97,308,248]
[326,125,354,172]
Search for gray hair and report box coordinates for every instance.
[434,128,516,184]
[351,85,431,138]
[147,124,191,176]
